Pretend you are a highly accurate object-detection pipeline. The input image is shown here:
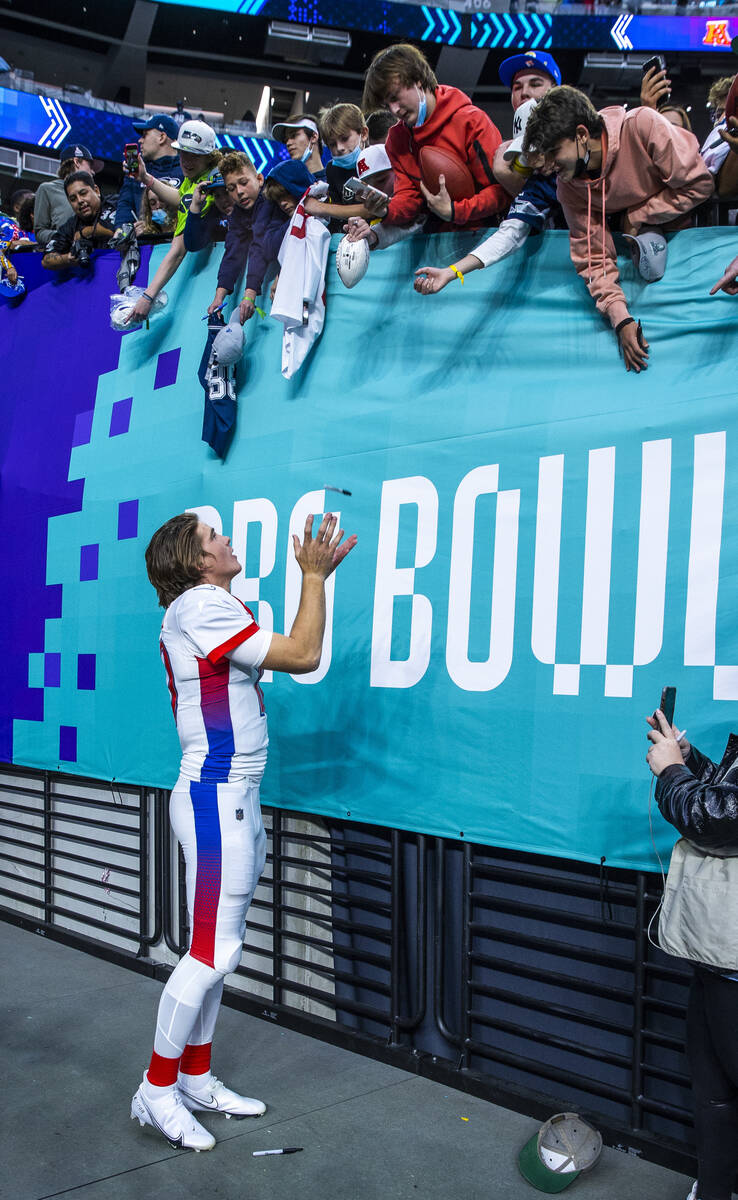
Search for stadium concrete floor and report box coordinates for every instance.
[2,921,693,1200]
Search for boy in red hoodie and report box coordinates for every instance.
[523,86,713,373]
[358,43,507,231]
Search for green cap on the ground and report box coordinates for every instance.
[517,1113,602,1194]
[518,1132,580,1193]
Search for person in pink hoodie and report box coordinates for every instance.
[523,86,714,373]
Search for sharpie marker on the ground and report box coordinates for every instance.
[253,1147,304,1156]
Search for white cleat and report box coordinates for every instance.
[178,1075,267,1120]
[131,1081,216,1151]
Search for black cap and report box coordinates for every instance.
[59,142,94,162]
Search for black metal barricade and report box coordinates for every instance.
[0,762,695,1174]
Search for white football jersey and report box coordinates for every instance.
[271,184,330,380]
[159,585,272,782]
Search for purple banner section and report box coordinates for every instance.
[0,247,151,762]
[555,12,738,52]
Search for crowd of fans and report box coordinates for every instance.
[2,43,738,376]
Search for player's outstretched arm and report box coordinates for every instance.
[262,513,357,675]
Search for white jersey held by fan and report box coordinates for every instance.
[271,182,331,380]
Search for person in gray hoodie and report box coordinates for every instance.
[33,142,97,247]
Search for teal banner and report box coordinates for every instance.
[7,230,738,870]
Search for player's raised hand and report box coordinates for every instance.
[293,513,357,579]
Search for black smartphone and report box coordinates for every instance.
[124,143,140,176]
[641,55,670,110]
[657,685,676,728]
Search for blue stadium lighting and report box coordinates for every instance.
[468,11,552,51]
[0,83,289,166]
[421,6,463,45]
[150,0,738,53]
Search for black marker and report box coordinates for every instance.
[253,1147,304,1156]
[324,485,352,496]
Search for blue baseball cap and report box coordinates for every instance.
[0,274,25,298]
[132,113,180,140]
[203,170,226,191]
[266,159,314,198]
[499,51,562,90]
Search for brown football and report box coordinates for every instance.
[418,146,476,200]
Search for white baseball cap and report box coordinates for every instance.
[172,119,217,156]
[271,118,319,144]
[503,98,539,163]
[356,144,392,179]
[623,230,668,283]
[213,318,245,365]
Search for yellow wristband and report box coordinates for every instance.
[449,264,464,284]
[511,157,533,177]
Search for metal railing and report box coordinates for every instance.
[0,762,695,1174]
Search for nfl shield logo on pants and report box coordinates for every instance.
[235,808,243,821]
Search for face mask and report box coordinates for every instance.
[572,136,591,178]
[332,144,361,170]
[150,208,167,226]
[300,143,313,164]
[415,87,428,129]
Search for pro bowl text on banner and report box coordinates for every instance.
[4,231,738,872]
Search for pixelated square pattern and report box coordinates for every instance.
[11,248,209,774]
[80,544,99,581]
[109,397,132,437]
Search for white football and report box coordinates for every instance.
[335,234,370,289]
[111,301,139,330]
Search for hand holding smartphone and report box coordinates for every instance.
[656,685,676,728]
[641,55,671,111]
[123,143,140,176]
[342,177,389,208]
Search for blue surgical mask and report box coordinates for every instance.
[415,87,427,129]
[332,144,362,170]
[150,208,167,226]
[300,144,313,164]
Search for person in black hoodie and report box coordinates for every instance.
[647,711,738,1200]
[205,151,287,322]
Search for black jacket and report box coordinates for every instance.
[183,204,229,251]
[45,199,117,255]
[656,735,738,853]
[216,190,287,296]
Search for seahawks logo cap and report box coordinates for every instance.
[171,120,218,156]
